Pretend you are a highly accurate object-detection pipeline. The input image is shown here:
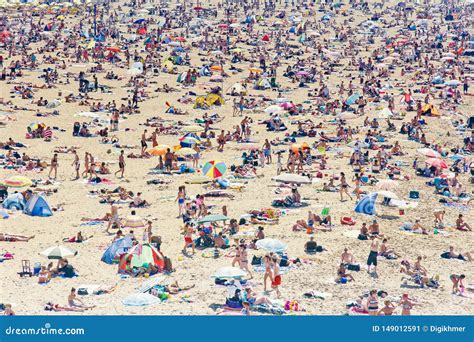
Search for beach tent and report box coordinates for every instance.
[354,192,378,215]
[262,34,270,42]
[229,82,246,95]
[255,78,271,90]
[199,66,211,76]
[24,194,52,217]
[206,93,224,106]
[118,243,165,271]
[421,104,440,116]
[101,236,133,264]
[176,72,186,83]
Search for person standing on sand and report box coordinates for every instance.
[367,236,379,274]
[82,152,90,178]
[263,139,272,164]
[105,203,120,234]
[71,149,80,180]
[88,153,97,180]
[141,129,148,156]
[271,255,282,298]
[48,153,58,179]
[151,128,158,147]
[115,150,125,178]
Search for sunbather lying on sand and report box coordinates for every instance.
[0,233,35,242]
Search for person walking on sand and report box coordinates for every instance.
[115,150,125,178]
[367,235,379,274]
[71,149,80,180]
[48,153,58,179]
[339,172,353,201]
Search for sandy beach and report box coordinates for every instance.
[0,0,473,316]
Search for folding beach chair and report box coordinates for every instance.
[18,260,33,277]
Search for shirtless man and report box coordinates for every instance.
[105,203,120,234]
[367,236,379,274]
[140,129,148,156]
[368,220,383,237]
[115,150,125,178]
[341,248,356,265]
[65,150,77,181]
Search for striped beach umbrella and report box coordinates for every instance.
[1,175,33,188]
[202,161,226,179]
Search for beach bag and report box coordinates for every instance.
[316,246,323,252]
[347,264,360,272]
[279,256,289,267]
[251,256,262,265]
[164,257,173,272]
[409,191,419,199]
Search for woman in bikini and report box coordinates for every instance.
[176,186,186,218]
[263,254,273,292]
[238,244,253,279]
[367,290,379,316]
[378,300,396,316]
[48,153,58,179]
[399,294,418,315]
[339,172,353,201]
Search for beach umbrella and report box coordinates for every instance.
[255,238,288,253]
[106,46,121,53]
[212,267,246,279]
[134,18,146,24]
[296,71,310,77]
[196,214,229,224]
[123,293,160,306]
[202,160,227,179]
[378,108,393,119]
[182,125,203,133]
[46,99,61,108]
[345,93,360,105]
[238,143,259,151]
[440,172,455,179]
[148,147,168,156]
[444,80,460,87]
[40,245,77,259]
[123,215,145,229]
[175,148,196,156]
[249,68,262,74]
[181,137,200,145]
[290,142,310,152]
[376,179,399,191]
[280,102,296,109]
[337,112,358,120]
[375,191,399,199]
[417,148,441,158]
[1,175,33,188]
[425,158,448,169]
[264,105,283,114]
[354,192,378,215]
[210,65,223,71]
[271,173,311,184]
